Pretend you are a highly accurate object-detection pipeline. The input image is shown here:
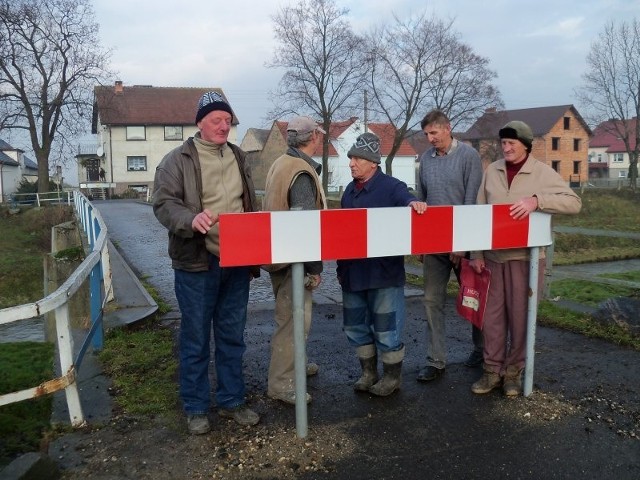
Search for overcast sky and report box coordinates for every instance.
[92,0,639,140]
[10,0,637,183]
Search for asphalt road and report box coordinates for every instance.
[88,199,640,480]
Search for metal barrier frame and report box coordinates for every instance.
[0,192,112,427]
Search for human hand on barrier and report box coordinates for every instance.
[409,201,427,214]
[510,196,538,220]
[192,209,218,234]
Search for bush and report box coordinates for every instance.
[15,178,58,194]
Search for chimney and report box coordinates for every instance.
[114,80,123,94]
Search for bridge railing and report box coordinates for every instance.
[0,192,112,427]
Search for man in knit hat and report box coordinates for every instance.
[469,119,581,397]
[153,91,260,434]
[263,115,327,406]
[415,109,484,384]
[337,132,426,397]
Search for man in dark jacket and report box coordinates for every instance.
[153,91,259,434]
[337,132,426,397]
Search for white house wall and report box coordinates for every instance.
[92,123,236,192]
[321,120,417,193]
[607,151,629,179]
[0,164,21,199]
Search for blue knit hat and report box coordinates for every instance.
[196,91,233,124]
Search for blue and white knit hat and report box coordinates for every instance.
[195,91,233,124]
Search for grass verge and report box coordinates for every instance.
[97,320,179,419]
[0,342,55,466]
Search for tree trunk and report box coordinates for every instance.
[37,152,50,193]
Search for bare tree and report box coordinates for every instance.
[365,13,501,175]
[268,0,366,190]
[430,42,503,130]
[577,19,640,190]
[0,0,113,192]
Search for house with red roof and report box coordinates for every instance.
[588,118,638,181]
[252,117,418,194]
[86,81,237,197]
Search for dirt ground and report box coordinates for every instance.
[49,299,640,480]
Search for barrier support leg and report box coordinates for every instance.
[292,262,308,438]
[524,247,541,397]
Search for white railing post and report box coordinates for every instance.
[55,302,85,426]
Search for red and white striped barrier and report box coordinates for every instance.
[219,204,552,267]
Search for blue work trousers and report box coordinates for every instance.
[342,286,405,353]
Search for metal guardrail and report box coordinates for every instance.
[8,190,73,206]
[0,192,113,427]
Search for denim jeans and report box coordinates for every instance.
[174,254,250,414]
[342,286,405,353]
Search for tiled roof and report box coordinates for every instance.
[326,117,358,139]
[92,84,238,130]
[368,123,417,156]
[590,118,638,152]
[23,155,37,170]
[463,105,591,140]
[274,117,417,157]
[0,139,14,150]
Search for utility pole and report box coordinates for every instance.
[364,90,368,133]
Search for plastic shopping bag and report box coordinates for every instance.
[456,258,491,329]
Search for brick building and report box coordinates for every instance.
[461,105,591,185]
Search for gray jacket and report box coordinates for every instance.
[153,137,258,273]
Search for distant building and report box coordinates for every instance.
[240,128,271,191]
[0,139,38,202]
[462,105,591,186]
[85,81,238,198]
[588,118,638,180]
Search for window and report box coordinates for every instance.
[127,156,147,171]
[127,184,148,193]
[164,126,183,141]
[618,170,627,178]
[563,117,570,129]
[126,126,146,140]
[597,153,602,162]
[573,161,581,175]
[573,139,580,151]
[552,137,560,150]
[612,153,624,163]
[551,161,560,172]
